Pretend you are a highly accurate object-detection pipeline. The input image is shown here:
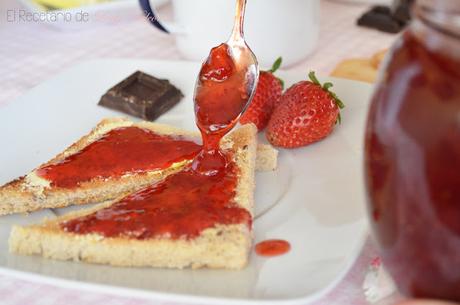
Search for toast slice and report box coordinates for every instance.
[10,124,258,269]
[0,118,277,216]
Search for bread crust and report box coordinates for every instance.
[9,124,258,269]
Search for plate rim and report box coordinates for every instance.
[0,227,367,305]
[0,58,371,304]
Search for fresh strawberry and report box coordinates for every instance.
[266,71,345,148]
[240,57,283,131]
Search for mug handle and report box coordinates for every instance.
[138,0,170,33]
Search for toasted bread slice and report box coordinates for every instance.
[0,118,277,216]
[10,124,258,269]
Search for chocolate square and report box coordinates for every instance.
[98,71,184,121]
[357,5,406,34]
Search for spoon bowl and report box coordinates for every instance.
[193,0,259,148]
[192,0,259,175]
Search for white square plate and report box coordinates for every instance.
[0,59,372,305]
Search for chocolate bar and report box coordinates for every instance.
[357,6,404,34]
[392,0,414,24]
[357,7,402,34]
[357,1,414,34]
[98,71,184,121]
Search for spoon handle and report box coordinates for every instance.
[230,0,247,42]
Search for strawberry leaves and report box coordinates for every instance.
[308,71,345,124]
[268,57,284,89]
[269,57,283,73]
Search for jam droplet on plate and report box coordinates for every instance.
[255,239,291,257]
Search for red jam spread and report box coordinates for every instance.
[60,41,255,240]
[365,30,460,299]
[255,240,291,257]
[36,126,201,188]
[61,155,250,239]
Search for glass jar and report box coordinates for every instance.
[364,0,460,301]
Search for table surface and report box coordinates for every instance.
[0,1,400,304]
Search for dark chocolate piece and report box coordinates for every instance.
[98,71,184,121]
[370,5,392,15]
[392,0,414,24]
[357,5,405,34]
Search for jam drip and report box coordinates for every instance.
[61,156,250,240]
[36,127,202,188]
[193,43,255,175]
[60,34,255,240]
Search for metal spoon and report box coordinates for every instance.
[194,0,259,143]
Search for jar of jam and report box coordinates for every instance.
[364,0,460,301]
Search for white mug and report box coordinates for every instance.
[139,0,320,67]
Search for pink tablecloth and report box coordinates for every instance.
[0,0,399,304]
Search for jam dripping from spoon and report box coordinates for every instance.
[192,0,259,175]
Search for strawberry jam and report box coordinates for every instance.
[37,127,201,188]
[195,43,249,141]
[62,154,250,239]
[255,240,291,257]
[61,10,257,241]
[364,6,460,301]
[193,43,256,175]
